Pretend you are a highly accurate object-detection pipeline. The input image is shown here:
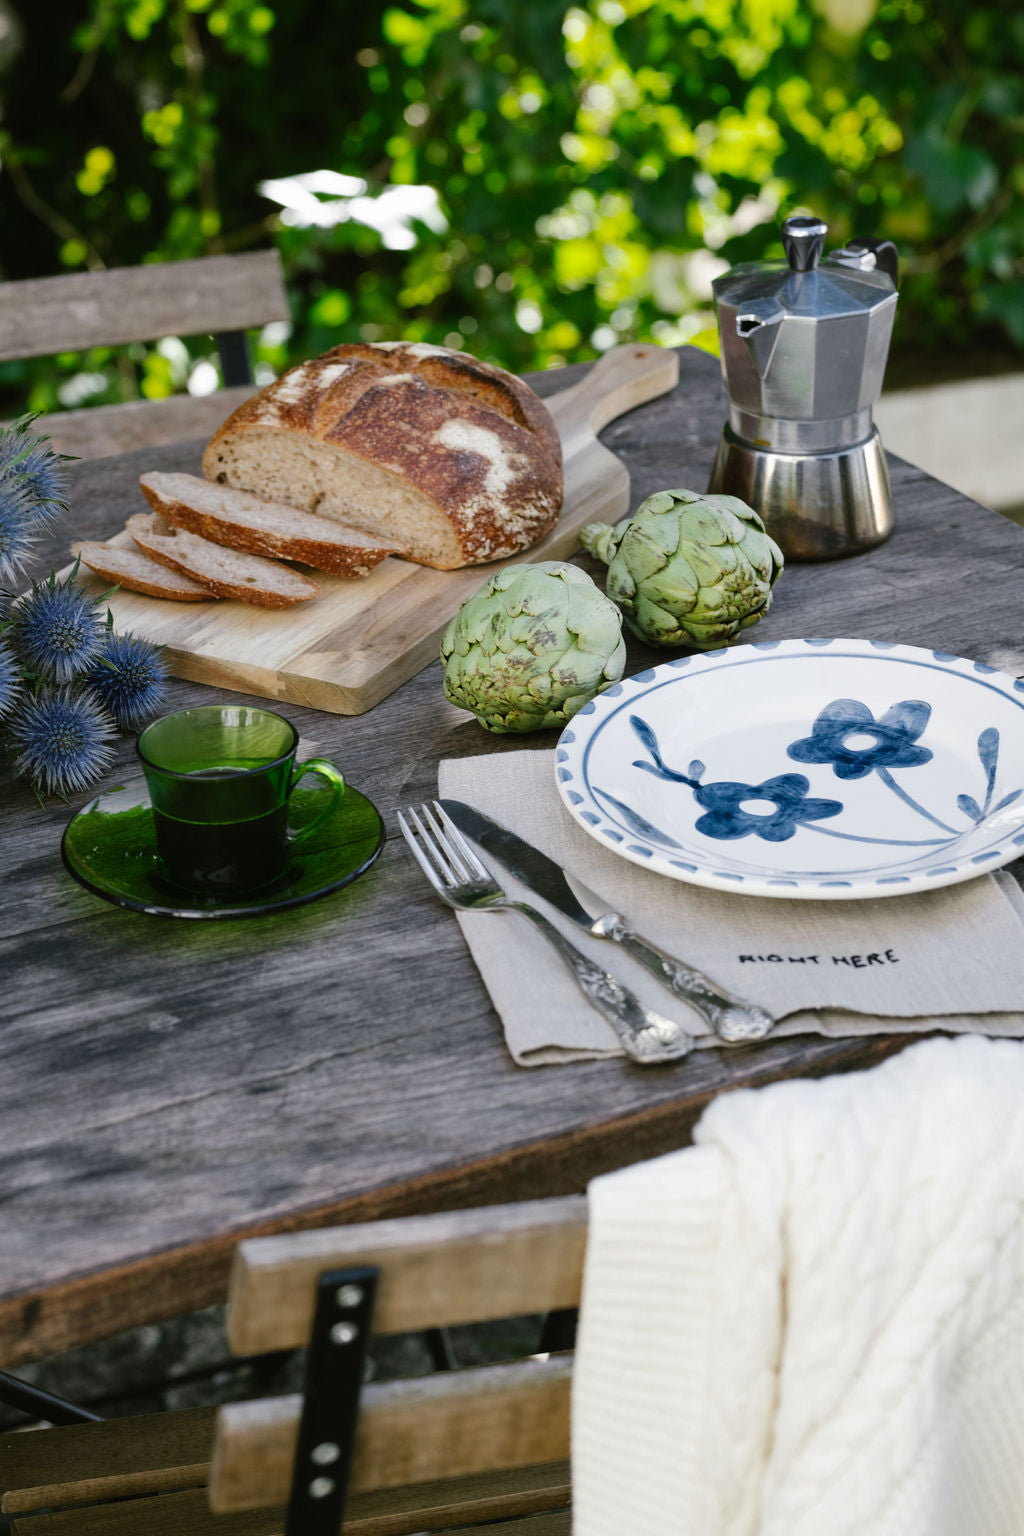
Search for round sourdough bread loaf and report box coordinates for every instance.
[202,342,564,570]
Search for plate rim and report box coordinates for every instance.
[555,637,1024,900]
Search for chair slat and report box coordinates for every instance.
[209,1356,573,1515]
[0,252,289,361]
[449,1515,571,1536]
[0,1405,216,1515]
[10,1463,571,1536]
[11,1488,281,1535]
[19,385,256,460]
[227,1196,588,1355]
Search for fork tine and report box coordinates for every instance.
[418,801,468,880]
[432,802,491,882]
[401,802,480,887]
[398,807,456,890]
[412,804,467,884]
[397,808,434,882]
[425,801,479,883]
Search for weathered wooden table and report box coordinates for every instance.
[4,345,1023,1369]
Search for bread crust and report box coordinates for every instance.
[126,514,320,609]
[139,472,405,577]
[202,343,564,568]
[73,541,220,601]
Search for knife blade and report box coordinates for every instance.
[439,798,775,1044]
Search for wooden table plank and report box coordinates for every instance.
[3,346,1022,1366]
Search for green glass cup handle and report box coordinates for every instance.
[286,758,346,848]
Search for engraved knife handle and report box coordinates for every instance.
[591,915,775,1044]
[509,901,694,1065]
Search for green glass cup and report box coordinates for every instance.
[137,705,346,897]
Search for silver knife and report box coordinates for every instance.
[439,799,775,1045]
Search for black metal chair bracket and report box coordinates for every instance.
[213,329,254,388]
[0,1370,104,1426]
[538,1308,578,1354]
[284,1265,378,1536]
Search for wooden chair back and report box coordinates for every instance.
[1,250,289,458]
[1,1197,588,1536]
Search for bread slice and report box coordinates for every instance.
[73,540,221,602]
[139,471,406,577]
[126,514,320,609]
[202,342,564,570]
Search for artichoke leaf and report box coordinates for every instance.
[677,501,746,547]
[682,538,741,586]
[631,594,684,645]
[440,559,625,734]
[640,490,680,514]
[621,524,679,584]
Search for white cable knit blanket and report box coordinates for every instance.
[572,1036,1024,1536]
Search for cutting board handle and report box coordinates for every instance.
[545,342,680,444]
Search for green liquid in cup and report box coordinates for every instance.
[138,707,346,899]
[152,801,291,894]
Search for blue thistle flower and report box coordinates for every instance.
[0,470,40,586]
[16,443,70,519]
[0,641,20,717]
[0,416,69,527]
[9,685,116,797]
[85,629,168,731]
[7,571,106,684]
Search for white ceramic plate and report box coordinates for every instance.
[555,639,1024,899]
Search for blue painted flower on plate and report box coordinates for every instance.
[787,698,933,780]
[693,772,843,842]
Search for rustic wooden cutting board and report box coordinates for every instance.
[72,343,680,715]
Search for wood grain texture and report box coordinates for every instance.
[0,1406,215,1514]
[26,386,258,461]
[63,343,679,715]
[3,345,1023,1368]
[210,1357,573,1512]
[6,1434,567,1536]
[314,1460,571,1535]
[12,1491,283,1536]
[0,252,289,361]
[13,1496,570,1536]
[228,1196,587,1354]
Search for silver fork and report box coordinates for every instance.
[399,803,695,1065]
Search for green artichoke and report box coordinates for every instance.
[440,561,626,733]
[579,488,784,650]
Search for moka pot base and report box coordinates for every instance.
[709,423,895,562]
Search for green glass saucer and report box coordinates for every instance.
[61,779,385,919]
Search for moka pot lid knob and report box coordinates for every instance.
[781,215,828,271]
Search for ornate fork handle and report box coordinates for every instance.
[502,899,694,1065]
[590,916,775,1044]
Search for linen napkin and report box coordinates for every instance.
[438,750,1024,1065]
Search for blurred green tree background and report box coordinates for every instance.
[0,0,1021,414]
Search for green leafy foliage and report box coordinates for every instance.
[1,0,1021,415]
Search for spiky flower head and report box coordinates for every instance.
[6,569,106,684]
[0,419,70,587]
[9,685,116,797]
[0,470,40,587]
[85,628,168,732]
[0,416,69,527]
[0,641,20,717]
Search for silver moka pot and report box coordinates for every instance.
[708,214,899,560]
